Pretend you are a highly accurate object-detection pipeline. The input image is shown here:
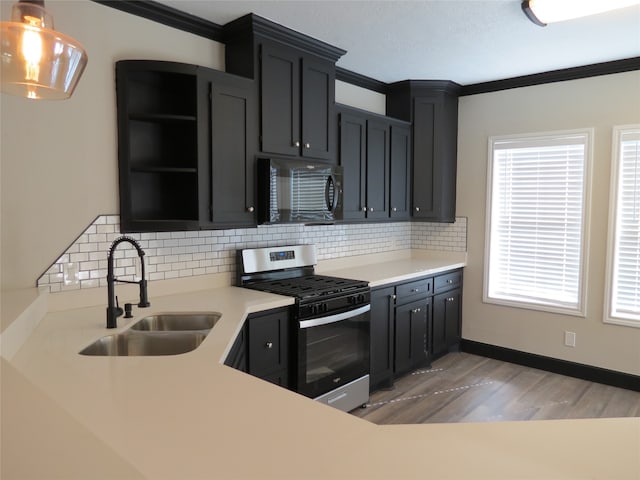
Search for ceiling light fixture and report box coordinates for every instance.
[0,0,88,100]
[522,0,640,26]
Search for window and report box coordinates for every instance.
[484,130,592,315]
[605,125,640,327]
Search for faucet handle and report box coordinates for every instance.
[114,296,124,318]
[124,303,133,318]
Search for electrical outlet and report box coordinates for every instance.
[564,331,576,347]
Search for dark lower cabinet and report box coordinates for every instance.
[369,286,395,391]
[368,268,463,394]
[394,297,431,376]
[246,308,289,386]
[224,308,290,388]
[432,288,462,359]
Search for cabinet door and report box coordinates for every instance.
[370,286,395,391]
[366,119,390,219]
[339,111,367,221]
[412,94,458,222]
[389,124,411,219]
[260,42,300,157]
[432,288,462,358]
[247,309,289,384]
[201,69,258,228]
[301,56,335,160]
[394,298,430,375]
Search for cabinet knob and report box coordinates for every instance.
[304,143,311,149]
[391,294,397,300]
[392,207,397,212]
[447,279,453,284]
[447,297,454,302]
[247,206,255,213]
[369,207,374,212]
[412,308,421,314]
[415,207,421,212]
[362,207,367,212]
[411,288,420,293]
[265,342,273,349]
[293,141,300,147]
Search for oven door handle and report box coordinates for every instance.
[299,304,370,329]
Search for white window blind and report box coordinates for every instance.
[485,131,590,314]
[607,126,640,326]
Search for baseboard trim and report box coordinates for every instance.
[460,339,640,392]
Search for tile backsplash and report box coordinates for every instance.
[37,216,467,293]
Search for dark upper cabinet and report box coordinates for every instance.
[116,60,201,232]
[386,81,461,223]
[224,15,345,163]
[116,60,258,232]
[260,41,335,160]
[337,105,410,221]
[198,69,258,228]
[389,124,411,220]
[365,119,390,219]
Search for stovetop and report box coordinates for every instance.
[243,274,368,301]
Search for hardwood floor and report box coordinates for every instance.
[352,352,640,424]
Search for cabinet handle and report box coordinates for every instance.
[265,342,273,349]
[294,141,300,147]
[247,206,254,213]
[304,143,310,149]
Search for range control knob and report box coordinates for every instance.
[321,303,328,313]
[357,293,367,303]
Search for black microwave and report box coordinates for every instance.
[257,157,343,224]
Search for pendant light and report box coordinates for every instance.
[0,0,88,100]
[522,0,640,26]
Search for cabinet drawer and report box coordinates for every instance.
[434,270,462,294]
[396,278,432,304]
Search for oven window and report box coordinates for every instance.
[301,312,369,395]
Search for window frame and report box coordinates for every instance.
[604,124,640,328]
[483,129,593,317]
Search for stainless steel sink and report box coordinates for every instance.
[79,331,208,356]
[129,312,220,331]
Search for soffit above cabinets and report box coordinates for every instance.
[151,0,640,85]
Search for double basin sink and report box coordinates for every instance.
[80,313,220,356]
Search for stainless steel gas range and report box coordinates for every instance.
[237,244,370,412]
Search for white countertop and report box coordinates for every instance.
[3,250,639,479]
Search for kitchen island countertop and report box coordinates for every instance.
[2,250,639,479]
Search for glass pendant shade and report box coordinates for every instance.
[1,1,87,100]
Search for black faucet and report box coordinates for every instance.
[106,236,150,328]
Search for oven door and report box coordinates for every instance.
[296,304,370,399]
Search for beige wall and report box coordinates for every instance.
[0,0,224,291]
[457,71,640,375]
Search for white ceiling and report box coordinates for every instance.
[153,0,640,85]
